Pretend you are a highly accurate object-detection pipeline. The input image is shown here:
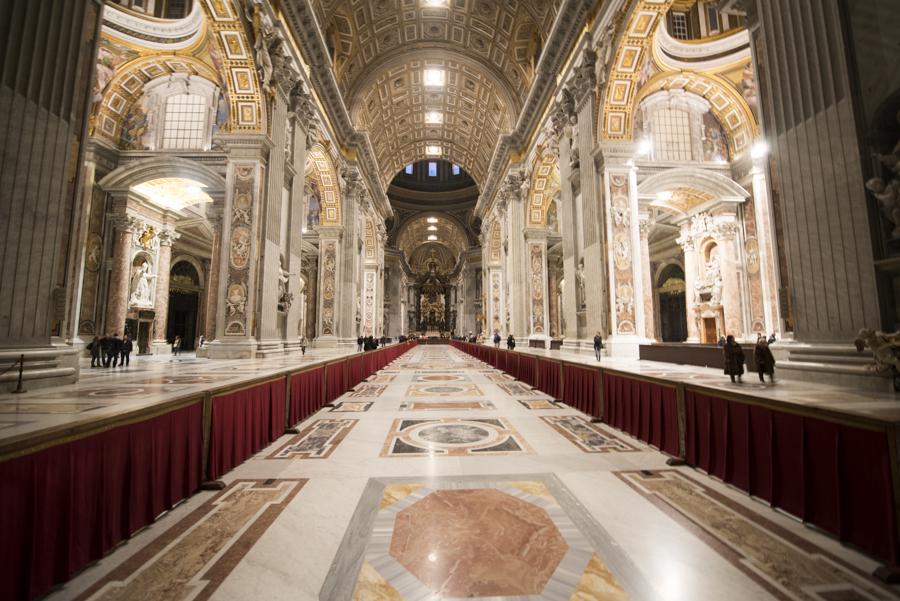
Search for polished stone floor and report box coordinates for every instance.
[41,347,900,600]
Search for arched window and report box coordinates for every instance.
[650,107,693,162]
[162,94,207,150]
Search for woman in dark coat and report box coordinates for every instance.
[755,337,776,382]
[723,335,744,383]
[506,334,516,350]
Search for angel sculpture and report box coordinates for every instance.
[854,328,900,390]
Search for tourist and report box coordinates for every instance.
[723,335,745,383]
[357,335,364,352]
[198,335,205,347]
[110,333,122,367]
[506,334,516,351]
[88,336,101,368]
[172,335,182,356]
[120,334,132,367]
[593,331,603,361]
[755,337,776,383]
[100,333,112,367]
[717,335,726,347]
[493,331,501,348]
[768,332,777,344]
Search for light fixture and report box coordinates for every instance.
[423,68,445,88]
[424,111,443,124]
[426,217,438,223]
[750,139,769,159]
[425,144,442,156]
[133,177,213,211]
[422,0,446,6]
[637,137,652,156]
[427,225,437,231]
[427,234,438,241]
[656,190,673,202]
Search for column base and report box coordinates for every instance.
[774,342,896,393]
[605,335,650,359]
[205,338,259,360]
[151,341,174,356]
[560,339,599,356]
[528,335,549,349]
[255,339,285,358]
[0,345,79,393]
[312,336,339,348]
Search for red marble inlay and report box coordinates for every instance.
[390,489,567,596]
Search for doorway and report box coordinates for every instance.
[167,291,199,350]
[657,265,687,342]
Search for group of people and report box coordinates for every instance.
[491,331,517,350]
[722,333,776,384]
[87,333,133,368]
[356,335,386,352]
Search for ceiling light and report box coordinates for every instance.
[422,0,446,6]
[427,225,437,231]
[750,139,769,159]
[427,234,438,241]
[427,217,438,223]
[425,145,442,156]
[424,111,443,124]
[133,177,212,211]
[423,68,445,87]
[637,137,652,156]
[656,190,673,202]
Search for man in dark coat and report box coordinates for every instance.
[593,332,603,361]
[506,334,516,350]
[755,337,775,383]
[120,334,133,367]
[100,334,112,367]
[493,331,501,348]
[723,335,744,383]
[110,333,122,367]
[88,336,101,368]
[357,335,364,352]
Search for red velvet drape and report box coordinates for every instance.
[349,354,366,385]
[603,373,679,456]
[518,355,537,387]
[536,358,561,399]
[325,360,349,403]
[685,390,899,564]
[208,380,284,480]
[289,366,325,425]
[561,364,601,418]
[0,401,203,601]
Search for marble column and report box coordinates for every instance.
[548,262,561,338]
[677,226,700,342]
[750,155,780,335]
[555,119,581,345]
[524,229,550,345]
[104,213,140,336]
[151,229,179,352]
[315,226,343,346]
[284,98,311,351]
[0,0,101,389]
[505,174,529,339]
[715,218,745,339]
[65,155,97,348]
[204,205,224,343]
[638,215,656,341]
[207,135,268,359]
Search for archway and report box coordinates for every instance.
[657,263,687,342]
[167,260,203,351]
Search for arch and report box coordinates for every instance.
[99,155,226,198]
[526,151,560,226]
[485,220,502,266]
[600,0,675,143]
[635,71,757,157]
[395,213,470,262]
[363,217,377,263]
[171,255,206,289]
[637,167,749,203]
[306,145,342,226]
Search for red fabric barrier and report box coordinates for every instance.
[518,355,537,387]
[325,360,349,403]
[0,401,203,601]
[603,373,679,457]
[289,366,325,425]
[685,390,899,564]
[349,354,366,385]
[496,349,508,373]
[536,358,561,399]
[208,380,284,480]
[561,364,601,418]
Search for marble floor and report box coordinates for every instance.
[40,346,900,601]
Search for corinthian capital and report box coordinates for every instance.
[157,228,181,247]
[573,46,597,105]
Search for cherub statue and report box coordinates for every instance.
[855,328,900,376]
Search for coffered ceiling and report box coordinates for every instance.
[309,0,562,185]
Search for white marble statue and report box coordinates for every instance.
[129,261,155,306]
[854,328,900,375]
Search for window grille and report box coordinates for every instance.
[161,94,207,150]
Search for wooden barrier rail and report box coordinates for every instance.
[449,339,900,567]
[0,341,417,601]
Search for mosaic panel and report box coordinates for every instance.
[496,382,541,397]
[517,399,564,410]
[269,418,357,459]
[411,373,471,383]
[73,479,305,601]
[347,384,387,398]
[366,373,396,384]
[406,384,483,397]
[398,400,495,411]
[330,402,373,413]
[320,474,653,601]
[542,416,640,453]
[617,470,896,600]
[380,418,530,457]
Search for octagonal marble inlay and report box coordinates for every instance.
[389,489,568,596]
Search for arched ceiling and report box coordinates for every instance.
[395,213,470,265]
[310,0,562,185]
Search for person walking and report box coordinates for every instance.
[755,336,776,383]
[506,334,516,351]
[767,332,777,344]
[120,334,133,367]
[357,335,364,352]
[88,336,101,368]
[100,333,112,367]
[723,335,745,383]
[112,333,124,367]
[493,331,501,348]
[593,332,604,361]
[172,335,182,356]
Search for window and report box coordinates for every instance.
[651,108,693,162]
[427,161,438,177]
[161,94,207,149]
[404,164,414,175]
[671,12,689,40]
[706,5,720,34]
[451,164,460,176]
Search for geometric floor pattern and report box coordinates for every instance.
[42,346,900,601]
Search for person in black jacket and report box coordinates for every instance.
[110,333,123,367]
[120,334,133,367]
[493,331,501,348]
[593,332,603,361]
[506,334,516,350]
[88,336,101,368]
[100,334,112,367]
[357,335,364,352]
